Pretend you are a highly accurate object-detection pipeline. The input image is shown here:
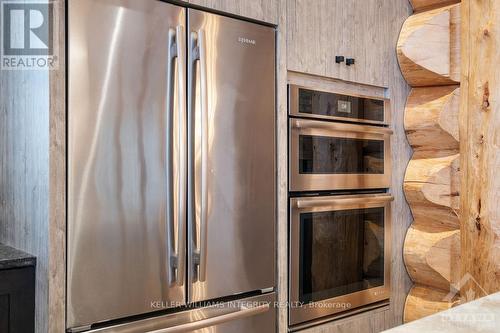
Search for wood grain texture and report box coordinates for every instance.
[460,0,500,297]
[405,86,460,157]
[403,284,459,323]
[399,0,463,323]
[385,3,414,328]
[288,72,386,99]
[404,225,460,290]
[410,0,460,12]
[287,0,392,87]
[0,39,50,333]
[397,4,461,87]
[296,306,390,333]
[282,1,412,332]
[0,1,65,332]
[276,0,287,331]
[188,0,278,24]
[48,0,66,332]
[404,154,460,231]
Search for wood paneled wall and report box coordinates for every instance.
[0,71,50,333]
[460,0,500,297]
[397,0,462,323]
[0,37,51,333]
[0,1,66,332]
[188,0,278,24]
[48,1,66,332]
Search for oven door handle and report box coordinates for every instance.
[295,195,394,209]
[291,118,393,135]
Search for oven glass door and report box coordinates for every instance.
[289,118,392,191]
[289,85,390,125]
[289,194,392,325]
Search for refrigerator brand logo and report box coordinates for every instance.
[1,0,59,70]
[238,36,256,45]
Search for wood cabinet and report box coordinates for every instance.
[0,267,36,332]
[287,0,392,87]
[188,0,278,24]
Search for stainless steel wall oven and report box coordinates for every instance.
[288,85,393,326]
[289,194,392,325]
[289,85,392,192]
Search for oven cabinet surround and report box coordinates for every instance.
[287,0,392,87]
[281,0,413,330]
[188,0,278,24]
[283,68,412,333]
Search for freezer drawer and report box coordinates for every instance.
[87,293,276,333]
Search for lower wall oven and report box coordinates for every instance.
[289,193,393,326]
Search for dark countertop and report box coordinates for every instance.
[0,243,36,269]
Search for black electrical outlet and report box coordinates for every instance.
[346,58,355,66]
[335,56,345,63]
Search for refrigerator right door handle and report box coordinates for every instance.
[146,303,270,333]
[166,25,187,287]
[189,29,208,283]
[197,29,208,283]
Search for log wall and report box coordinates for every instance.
[460,0,500,298]
[397,0,462,322]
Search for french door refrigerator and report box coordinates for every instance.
[67,1,276,332]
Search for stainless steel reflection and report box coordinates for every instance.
[69,2,275,331]
[187,9,276,303]
[289,118,392,191]
[87,293,276,333]
[288,85,391,125]
[289,194,393,325]
[68,0,185,328]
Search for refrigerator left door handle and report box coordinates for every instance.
[166,25,187,287]
[165,27,177,286]
[175,24,187,288]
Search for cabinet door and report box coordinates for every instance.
[287,0,390,87]
[188,0,278,24]
[0,267,35,333]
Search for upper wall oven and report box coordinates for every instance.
[289,118,392,192]
[289,85,390,125]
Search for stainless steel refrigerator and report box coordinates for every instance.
[67,1,276,332]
